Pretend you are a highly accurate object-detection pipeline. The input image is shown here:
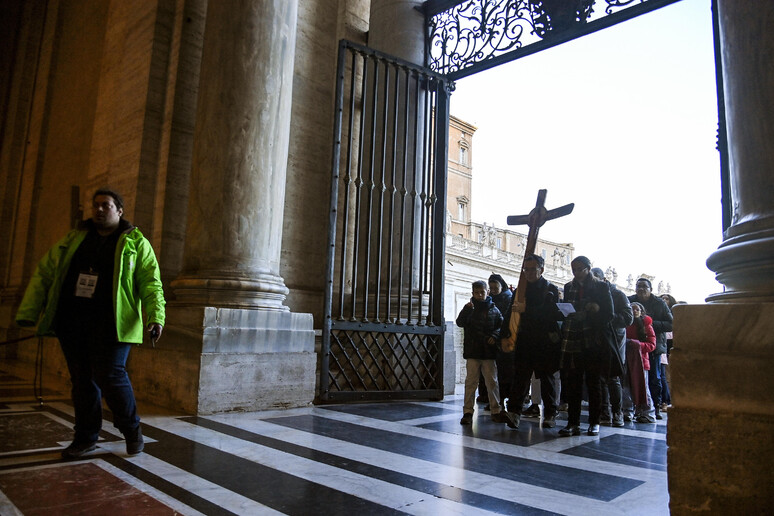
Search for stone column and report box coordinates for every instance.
[669,2,774,512]
[152,0,316,414]
[171,0,297,309]
[368,0,425,65]
[706,1,774,302]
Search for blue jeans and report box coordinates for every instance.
[648,352,662,408]
[59,333,139,442]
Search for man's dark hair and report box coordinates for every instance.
[524,254,544,268]
[93,188,124,211]
[636,277,652,290]
[591,267,606,281]
[572,255,592,269]
[472,280,487,291]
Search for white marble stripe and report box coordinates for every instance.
[142,415,505,516]
[193,413,643,516]
[308,406,667,483]
[0,484,24,516]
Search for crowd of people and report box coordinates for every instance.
[456,255,677,435]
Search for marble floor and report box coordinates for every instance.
[0,362,669,515]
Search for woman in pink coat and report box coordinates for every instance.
[625,302,657,423]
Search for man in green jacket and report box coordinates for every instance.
[16,188,165,458]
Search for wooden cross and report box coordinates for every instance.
[501,189,574,352]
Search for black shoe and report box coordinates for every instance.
[558,425,581,437]
[523,404,541,418]
[460,413,473,425]
[125,425,144,455]
[587,424,600,436]
[492,411,519,428]
[543,415,556,428]
[61,440,97,458]
[612,413,625,427]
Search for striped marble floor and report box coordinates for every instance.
[0,365,668,515]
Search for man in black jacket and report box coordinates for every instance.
[488,273,514,410]
[628,278,673,420]
[592,268,633,427]
[501,255,562,429]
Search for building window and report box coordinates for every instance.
[541,249,547,260]
[496,237,502,249]
[458,202,465,220]
[459,146,468,165]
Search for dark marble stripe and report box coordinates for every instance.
[266,414,643,501]
[560,434,667,471]
[43,405,121,444]
[419,416,556,446]
[184,416,558,516]
[139,425,408,516]
[100,454,238,516]
[321,401,458,421]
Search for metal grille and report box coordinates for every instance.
[320,40,452,402]
[422,0,681,80]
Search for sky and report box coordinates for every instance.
[448,0,723,303]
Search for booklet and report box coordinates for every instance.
[556,303,576,317]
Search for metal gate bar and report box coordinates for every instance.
[320,40,451,402]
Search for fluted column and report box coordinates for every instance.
[706,0,774,302]
[171,0,298,310]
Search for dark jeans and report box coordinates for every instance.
[648,352,662,408]
[600,376,623,418]
[59,332,139,443]
[565,367,602,426]
[477,373,488,399]
[509,360,558,418]
[660,363,671,405]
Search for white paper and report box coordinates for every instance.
[556,303,576,317]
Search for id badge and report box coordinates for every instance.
[75,272,99,298]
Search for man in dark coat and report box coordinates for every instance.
[592,268,633,427]
[500,255,562,428]
[488,273,514,408]
[628,278,673,419]
[559,256,622,437]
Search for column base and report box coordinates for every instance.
[668,303,774,512]
[131,306,316,414]
[170,275,290,311]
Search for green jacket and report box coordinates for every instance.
[15,221,166,344]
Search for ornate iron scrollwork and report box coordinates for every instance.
[425,0,666,76]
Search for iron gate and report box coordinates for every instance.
[319,40,452,402]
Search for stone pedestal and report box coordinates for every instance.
[443,321,457,395]
[131,306,316,414]
[668,304,774,512]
